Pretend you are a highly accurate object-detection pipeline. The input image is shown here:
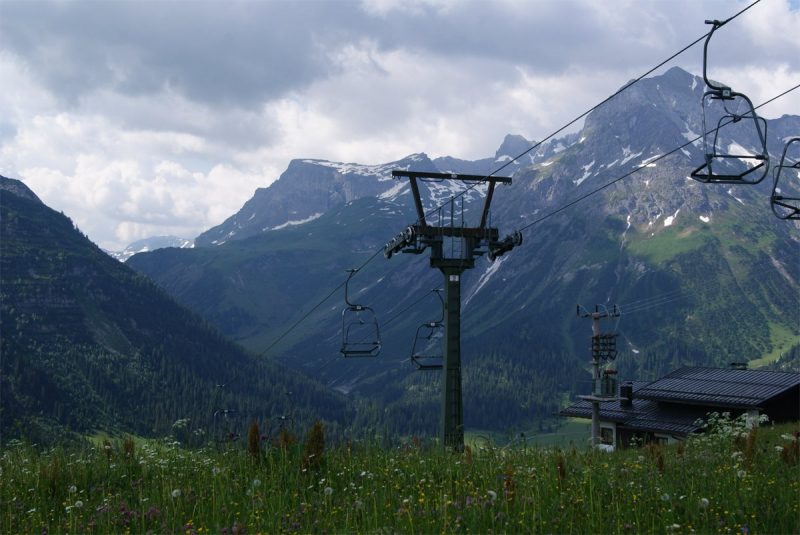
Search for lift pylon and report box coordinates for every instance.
[385,171,521,451]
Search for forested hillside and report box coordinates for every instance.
[0,176,347,443]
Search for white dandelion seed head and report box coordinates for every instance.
[487,490,497,500]
[737,470,746,478]
[74,501,83,509]
[324,487,333,496]
[661,493,670,501]
[698,498,709,508]
[253,478,261,487]
[68,485,77,494]
[171,489,181,498]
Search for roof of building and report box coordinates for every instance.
[558,366,800,437]
[634,366,800,409]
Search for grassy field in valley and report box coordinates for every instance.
[2,415,798,535]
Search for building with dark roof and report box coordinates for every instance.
[558,366,800,448]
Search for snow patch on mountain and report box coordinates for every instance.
[664,209,680,227]
[621,147,644,165]
[302,159,400,181]
[270,213,323,230]
[379,181,408,201]
[575,160,595,186]
[728,188,746,205]
[463,255,508,310]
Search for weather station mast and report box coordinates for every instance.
[384,171,522,451]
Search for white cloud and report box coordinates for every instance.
[1,0,798,250]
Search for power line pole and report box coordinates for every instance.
[385,171,521,451]
[577,304,620,448]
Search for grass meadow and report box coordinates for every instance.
[2,414,798,535]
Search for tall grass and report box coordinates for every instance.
[2,416,798,534]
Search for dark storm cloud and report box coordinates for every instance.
[1,0,709,111]
[1,1,367,108]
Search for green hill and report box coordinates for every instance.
[0,176,347,444]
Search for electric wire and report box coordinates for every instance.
[515,83,800,234]
[241,284,446,424]
[615,250,800,316]
[195,78,800,434]
[403,0,763,227]
[183,0,774,429]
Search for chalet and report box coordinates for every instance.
[558,366,800,448]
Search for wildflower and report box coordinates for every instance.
[667,524,681,532]
[775,446,784,452]
[487,490,497,501]
[74,501,84,509]
[69,486,77,494]
[172,489,181,498]
[324,487,333,496]
[699,498,709,508]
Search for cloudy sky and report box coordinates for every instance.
[1,0,798,250]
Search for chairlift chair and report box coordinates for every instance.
[690,20,769,185]
[410,290,445,370]
[212,409,239,447]
[771,137,800,220]
[340,269,381,357]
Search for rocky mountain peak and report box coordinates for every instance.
[495,134,535,161]
[1,175,43,204]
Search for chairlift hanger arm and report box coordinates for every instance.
[392,170,512,230]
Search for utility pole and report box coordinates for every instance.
[385,171,521,451]
[577,305,620,448]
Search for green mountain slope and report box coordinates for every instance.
[126,68,799,437]
[0,177,347,444]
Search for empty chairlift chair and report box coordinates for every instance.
[771,138,800,220]
[411,289,445,370]
[340,269,381,357]
[691,20,769,185]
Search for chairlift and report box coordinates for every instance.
[340,269,381,357]
[690,20,769,185]
[411,289,445,370]
[212,408,239,447]
[771,137,800,220]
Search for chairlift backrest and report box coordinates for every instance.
[340,269,381,357]
[771,138,800,220]
[410,289,444,370]
[690,19,769,185]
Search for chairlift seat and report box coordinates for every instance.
[771,138,800,220]
[691,91,769,185]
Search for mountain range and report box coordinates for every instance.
[3,66,798,442]
[105,236,194,263]
[128,66,800,437]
